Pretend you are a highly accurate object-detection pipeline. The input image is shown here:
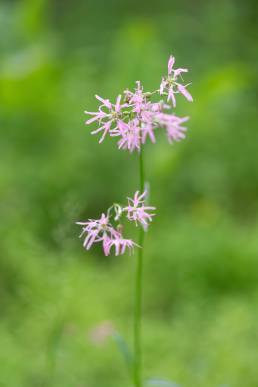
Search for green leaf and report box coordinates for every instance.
[112,332,134,369]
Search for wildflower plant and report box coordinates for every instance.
[77,55,192,387]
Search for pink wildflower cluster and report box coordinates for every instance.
[84,55,192,152]
[76,191,155,256]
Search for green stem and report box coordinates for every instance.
[134,147,145,387]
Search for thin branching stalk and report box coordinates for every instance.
[134,146,145,387]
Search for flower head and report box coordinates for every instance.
[76,190,156,254]
[154,113,189,144]
[85,94,127,143]
[160,55,193,107]
[103,236,138,256]
[76,213,120,252]
[124,81,149,114]
[124,191,156,230]
[115,119,142,153]
[140,109,157,144]
[84,54,192,151]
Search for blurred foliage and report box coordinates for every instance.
[0,0,258,386]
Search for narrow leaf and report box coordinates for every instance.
[112,332,134,368]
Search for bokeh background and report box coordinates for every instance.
[1,0,258,386]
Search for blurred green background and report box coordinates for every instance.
[1,0,258,386]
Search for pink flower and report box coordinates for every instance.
[91,121,112,143]
[116,119,142,153]
[176,84,193,103]
[155,113,189,144]
[160,55,193,107]
[76,211,139,256]
[76,213,120,251]
[103,236,138,256]
[139,101,169,144]
[140,110,157,144]
[124,81,148,114]
[124,191,156,230]
[85,94,127,143]
[103,235,113,256]
[141,120,156,144]
[83,55,192,152]
[167,55,175,75]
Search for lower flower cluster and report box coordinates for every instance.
[76,191,155,256]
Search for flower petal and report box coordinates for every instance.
[168,55,175,75]
[177,84,193,102]
[95,95,112,109]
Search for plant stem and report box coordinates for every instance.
[134,147,145,387]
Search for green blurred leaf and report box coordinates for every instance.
[112,332,133,369]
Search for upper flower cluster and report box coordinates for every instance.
[84,55,192,152]
[76,191,155,256]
